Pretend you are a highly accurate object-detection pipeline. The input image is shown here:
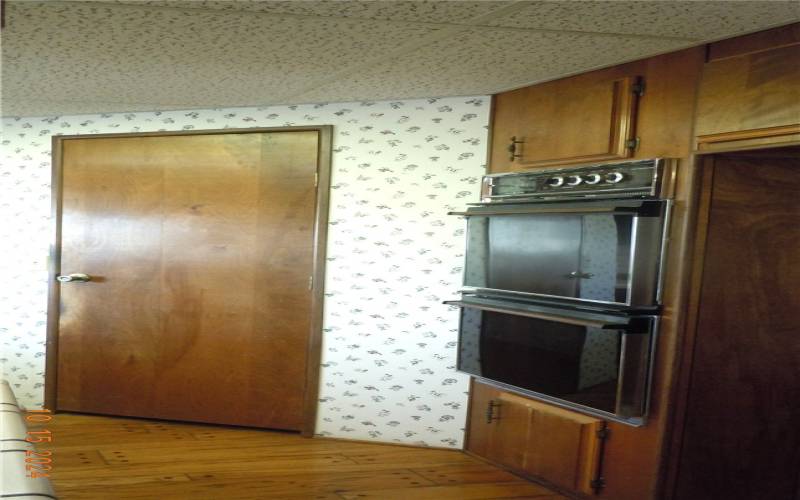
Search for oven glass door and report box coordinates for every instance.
[449,297,656,424]
[461,201,668,307]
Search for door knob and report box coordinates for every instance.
[57,273,92,283]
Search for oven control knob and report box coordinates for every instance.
[584,173,602,185]
[547,176,565,187]
[566,175,583,186]
[605,172,624,184]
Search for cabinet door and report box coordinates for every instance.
[695,25,800,151]
[524,398,604,496]
[467,381,605,496]
[465,379,503,457]
[490,72,641,172]
[485,393,533,471]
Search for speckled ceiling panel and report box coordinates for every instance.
[3,0,799,117]
[1,1,441,115]
[482,1,800,39]
[292,28,693,104]
[99,0,514,24]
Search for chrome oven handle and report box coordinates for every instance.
[444,300,621,329]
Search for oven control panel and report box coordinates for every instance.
[481,158,674,202]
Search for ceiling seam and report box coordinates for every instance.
[15,0,699,42]
[282,1,536,101]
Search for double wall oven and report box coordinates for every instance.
[447,158,675,425]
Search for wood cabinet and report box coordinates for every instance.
[470,22,799,500]
[467,381,605,496]
[695,23,800,152]
[489,47,705,173]
[491,73,641,170]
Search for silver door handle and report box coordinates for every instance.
[57,273,92,283]
[567,271,594,279]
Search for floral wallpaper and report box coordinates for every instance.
[0,96,490,448]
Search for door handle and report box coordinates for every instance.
[567,271,594,279]
[57,273,92,283]
[486,399,501,424]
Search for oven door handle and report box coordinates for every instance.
[449,199,664,217]
[448,207,629,217]
[443,300,631,330]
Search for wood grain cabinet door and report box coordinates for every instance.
[490,73,641,172]
[524,399,604,496]
[467,381,605,496]
[695,24,800,151]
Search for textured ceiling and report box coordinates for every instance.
[2,0,799,117]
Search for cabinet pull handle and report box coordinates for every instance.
[507,136,523,161]
[486,399,501,423]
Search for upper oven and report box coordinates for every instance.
[452,159,675,309]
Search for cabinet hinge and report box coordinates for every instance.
[626,137,641,151]
[308,276,313,291]
[590,424,609,494]
[632,78,645,97]
[314,171,319,188]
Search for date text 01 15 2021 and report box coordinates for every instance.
[25,409,53,478]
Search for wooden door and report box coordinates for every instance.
[54,131,323,431]
[490,71,641,171]
[673,149,800,499]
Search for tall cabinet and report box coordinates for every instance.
[466,23,800,500]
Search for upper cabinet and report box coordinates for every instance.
[491,71,642,171]
[489,48,705,174]
[695,23,800,152]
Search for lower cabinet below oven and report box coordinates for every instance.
[467,379,607,496]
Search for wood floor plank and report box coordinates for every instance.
[336,481,558,499]
[410,463,521,485]
[42,413,560,499]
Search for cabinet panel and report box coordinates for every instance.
[467,381,604,496]
[465,379,503,458]
[491,73,640,171]
[487,394,532,470]
[522,396,604,496]
[695,43,800,151]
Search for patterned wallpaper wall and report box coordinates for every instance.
[0,96,490,448]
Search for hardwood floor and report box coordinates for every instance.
[44,413,566,499]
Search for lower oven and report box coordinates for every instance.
[446,295,657,426]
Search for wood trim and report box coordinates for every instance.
[463,377,477,451]
[44,137,64,411]
[485,95,499,173]
[46,126,333,436]
[697,124,800,145]
[516,76,639,170]
[302,125,333,437]
[609,76,639,160]
[659,157,716,500]
[51,126,332,141]
[695,135,800,155]
[707,22,800,61]
[314,435,458,452]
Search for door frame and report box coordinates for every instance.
[45,126,333,436]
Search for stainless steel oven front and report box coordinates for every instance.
[446,295,657,425]
[452,159,675,309]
